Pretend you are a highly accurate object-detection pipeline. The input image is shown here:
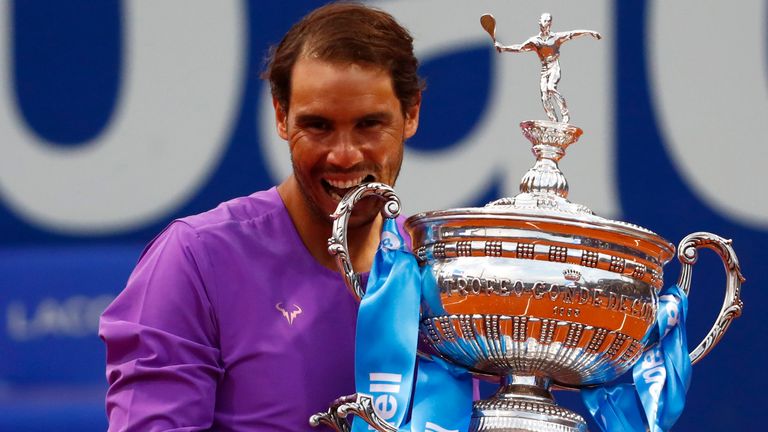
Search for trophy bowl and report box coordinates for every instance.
[316,121,743,432]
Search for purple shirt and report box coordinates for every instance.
[100,187,392,431]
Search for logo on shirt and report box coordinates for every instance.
[275,303,302,325]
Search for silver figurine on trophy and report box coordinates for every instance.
[482,12,601,124]
[312,12,744,432]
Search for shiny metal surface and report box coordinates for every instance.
[311,12,744,432]
[309,394,353,432]
[327,182,401,301]
[310,393,397,432]
[676,232,745,365]
[471,375,586,432]
[492,13,601,123]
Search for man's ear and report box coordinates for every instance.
[403,92,421,139]
[273,96,288,140]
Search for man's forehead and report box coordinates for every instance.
[293,54,390,76]
[287,56,400,114]
[290,57,394,92]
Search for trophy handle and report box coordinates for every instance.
[309,393,398,432]
[675,232,745,365]
[309,399,352,432]
[328,182,401,301]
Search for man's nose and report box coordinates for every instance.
[327,132,364,169]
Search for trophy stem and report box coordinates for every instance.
[485,120,592,215]
[470,374,587,432]
[494,375,554,403]
[518,120,582,200]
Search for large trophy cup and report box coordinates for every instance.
[312,13,744,432]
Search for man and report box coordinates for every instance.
[495,13,600,123]
[99,3,422,430]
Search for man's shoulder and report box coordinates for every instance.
[177,187,285,233]
[135,187,289,259]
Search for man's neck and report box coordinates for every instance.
[277,176,383,274]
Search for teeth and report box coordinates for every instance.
[326,176,366,189]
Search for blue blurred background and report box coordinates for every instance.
[0,1,765,430]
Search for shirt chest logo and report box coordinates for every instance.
[275,303,303,325]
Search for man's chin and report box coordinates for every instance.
[345,209,381,230]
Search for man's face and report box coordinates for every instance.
[539,14,552,34]
[275,56,420,226]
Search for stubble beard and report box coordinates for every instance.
[289,142,404,232]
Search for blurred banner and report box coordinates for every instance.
[0,1,765,430]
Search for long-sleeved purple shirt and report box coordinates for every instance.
[100,187,390,431]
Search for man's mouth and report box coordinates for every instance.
[322,174,376,201]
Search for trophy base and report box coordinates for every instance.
[469,376,587,432]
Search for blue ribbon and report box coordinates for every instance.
[583,284,692,432]
[406,357,472,432]
[353,219,472,432]
[353,218,421,431]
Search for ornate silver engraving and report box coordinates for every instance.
[327,182,401,301]
[513,316,529,342]
[487,120,588,214]
[310,393,397,432]
[586,328,608,353]
[580,250,599,268]
[606,333,629,359]
[471,375,587,431]
[433,242,446,258]
[548,245,568,262]
[608,256,626,273]
[539,319,556,344]
[564,323,585,347]
[620,340,644,365]
[335,394,397,432]
[676,232,745,365]
[563,268,581,281]
[474,399,585,423]
[517,242,535,259]
[309,394,355,432]
[631,263,647,279]
[485,240,503,257]
[457,240,473,257]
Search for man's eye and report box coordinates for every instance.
[358,119,382,129]
[304,121,330,131]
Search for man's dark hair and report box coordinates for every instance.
[263,2,424,113]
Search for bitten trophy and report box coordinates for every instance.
[312,13,744,432]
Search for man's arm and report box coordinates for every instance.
[99,221,222,431]
[495,38,537,53]
[557,30,602,44]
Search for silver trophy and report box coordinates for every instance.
[311,13,744,432]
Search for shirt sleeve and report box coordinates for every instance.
[99,221,222,431]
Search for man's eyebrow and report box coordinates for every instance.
[358,112,394,122]
[294,114,330,124]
